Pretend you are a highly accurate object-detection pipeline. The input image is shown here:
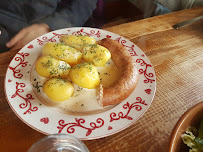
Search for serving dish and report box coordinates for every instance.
[4,27,156,140]
[169,101,203,152]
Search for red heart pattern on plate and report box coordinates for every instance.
[28,45,33,49]
[106,35,112,38]
[145,89,151,94]
[8,79,12,82]
[108,126,113,130]
[40,117,49,124]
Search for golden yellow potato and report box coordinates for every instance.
[35,56,71,78]
[42,42,82,65]
[59,35,96,51]
[82,44,111,67]
[69,62,100,89]
[43,78,74,101]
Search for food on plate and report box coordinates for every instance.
[43,78,74,102]
[82,44,111,67]
[33,34,138,111]
[60,35,96,51]
[181,120,203,152]
[69,62,100,89]
[42,42,82,65]
[97,38,139,107]
[35,55,71,78]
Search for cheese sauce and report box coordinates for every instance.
[31,59,120,115]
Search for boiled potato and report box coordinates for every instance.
[42,42,82,65]
[69,62,100,89]
[43,78,74,101]
[59,35,96,51]
[82,44,111,67]
[35,55,71,78]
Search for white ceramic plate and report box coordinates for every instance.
[4,27,156,140]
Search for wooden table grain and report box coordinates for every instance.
[0,7,203,152]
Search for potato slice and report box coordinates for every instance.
[42,42,82,65]
[82,44,111,67]
[59,35,96,51]
[35,55,71,78]
[43,78,74,101]
[69,62,100,89]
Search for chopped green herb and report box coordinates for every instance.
[77,86,83,92]
[33,81,42,92]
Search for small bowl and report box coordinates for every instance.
[169,101,203,152]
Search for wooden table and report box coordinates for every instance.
[1,7,203,152]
